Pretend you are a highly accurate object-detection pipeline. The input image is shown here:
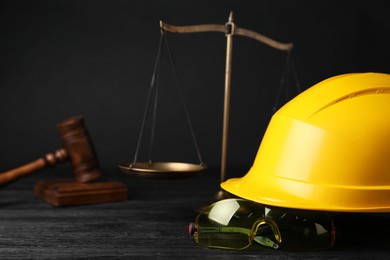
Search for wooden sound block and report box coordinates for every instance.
[34,179,128,207]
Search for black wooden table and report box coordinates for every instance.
[0,166,389,259]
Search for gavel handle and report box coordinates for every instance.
[0,149,68,187]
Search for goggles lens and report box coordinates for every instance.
[190,198,335,251]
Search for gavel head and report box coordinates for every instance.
[56,116,102,183]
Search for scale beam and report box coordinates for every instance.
[160,21,293,51]
[160,13,293,184]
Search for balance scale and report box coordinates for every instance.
[119,12,297,187]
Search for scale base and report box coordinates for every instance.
[34,178,128,207]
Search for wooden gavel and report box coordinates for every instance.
[0,116,102,187]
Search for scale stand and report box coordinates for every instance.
[160,12,293,200]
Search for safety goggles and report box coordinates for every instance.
[189,198,335,251]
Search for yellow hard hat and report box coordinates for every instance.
[221,72,390,212]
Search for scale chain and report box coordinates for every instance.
[163,32,205,165]
[132,32,164,165]
[133,30,204,166]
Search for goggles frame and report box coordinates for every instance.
[191,198,335,251]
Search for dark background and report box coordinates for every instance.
[1,0,390,174]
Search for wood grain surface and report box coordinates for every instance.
[0,167,388,259]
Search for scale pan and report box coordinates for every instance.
[119,162,206,179]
